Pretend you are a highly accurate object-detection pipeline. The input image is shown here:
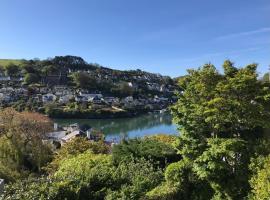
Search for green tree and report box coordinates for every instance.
[112,138,180,168]
[24,73,40,84]
[41,65,59,75]
[72,72,97,89]
[106,158,163,200]
[0,108,53,182]
[111,82,134,97]
[168,61,270,199]
[4,63,20,76]
[193,138,249,199]
[46,137,110,173]
[249,155,270,199]
[262,72,270,83]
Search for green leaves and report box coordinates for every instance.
[249,155,270,199]
[170,61,270,199]
[112,138,180,168]
[172,60,270,138]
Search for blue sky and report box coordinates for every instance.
[0,0,269,77]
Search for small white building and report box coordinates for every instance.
[124,96,133,103]
[59,95,74,104]
[0,93,12,102]
[61,130,81,144]
[75,95,88,102]
[0,179,4,193]
[104,97,119,104]
[46,131,67,141]
[42,94,56,103]
[0,76,11,81]
[89,96,102,104]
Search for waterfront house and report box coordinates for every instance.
[59,94,74,104]
[46,130,67,141]
[104,97,119,104]
[78,93,103,103]
[75,95,88,102]
[91,96,102,104]
[61,130,82,144]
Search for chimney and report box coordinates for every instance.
[54,123,58,131]
[0,179,4,194]
[86,129,91,140]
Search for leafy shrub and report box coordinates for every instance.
[112,138,180,168]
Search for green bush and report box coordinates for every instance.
[112,138,180,168]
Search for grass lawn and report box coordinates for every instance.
[0,59,23,67]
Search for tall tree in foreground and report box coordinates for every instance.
[148,61,270,199]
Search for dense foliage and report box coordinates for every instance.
[0,108,53,182]
[159,60,270,199]
[2,153,163,200]
[112,137,180,168]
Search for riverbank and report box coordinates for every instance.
[54,112,178,140]
[46,107,152,119]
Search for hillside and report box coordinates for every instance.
[0,55,179,119]
[0,56,178,95]
[0,59,23,67]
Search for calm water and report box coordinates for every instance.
[54,113,179,141]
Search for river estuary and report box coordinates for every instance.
[54,113,179,141]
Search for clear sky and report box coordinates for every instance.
[0,0,269,77]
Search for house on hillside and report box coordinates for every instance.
[54,86,73,96]
[0,93,12,103]
[59,95,74,104]
[75,95,88,102]
[91,96,102,104]
[104,97,119,104]
[78,92,103,103]
[0,76,11,82]
[42,93,56,103]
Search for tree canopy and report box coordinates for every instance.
[150,60,270,199]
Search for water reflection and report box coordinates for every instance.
[54,113,179,140]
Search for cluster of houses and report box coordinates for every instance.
[46,123,104,147]
[0,82,175,111]
[0,62,179,111]
[0,87,28,103]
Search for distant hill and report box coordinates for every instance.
[0,59,23,67]
[0,56,179,97]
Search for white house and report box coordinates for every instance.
[42,94,57,103]
[124,96,133,103]
[0,76,11,81]
[46,131,67,141]
[59,95,74,104]
[104,97,119,104]
[0,179,4,194]
[75,95,88,102]
[54,86,73,96]
[61,130,81,144]
[91,96,102,104]
[0,93,12,102]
